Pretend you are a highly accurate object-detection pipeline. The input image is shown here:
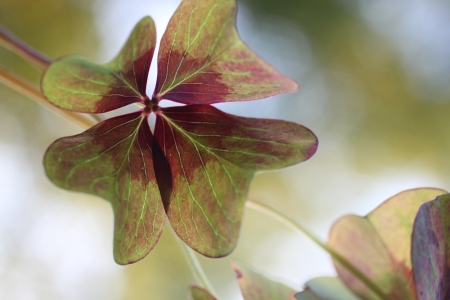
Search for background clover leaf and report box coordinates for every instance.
[154,0,298,104]
[189,286,217,300]
[412,194,450,300]
[42,16,156,113]
[328,188,447,300]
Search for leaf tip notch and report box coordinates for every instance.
[154,0,300,105]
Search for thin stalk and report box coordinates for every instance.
[175,232,219,298]
[246,196,390,300]
[0,65,94,129]
[0,24,217,298]
[0,24,51,70]
[0,26,142,121]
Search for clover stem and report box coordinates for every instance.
[0,24,386,300]
[0,24,51,70]
[0,65,95,129]
[175,232,219,298]
[246,196,391,300]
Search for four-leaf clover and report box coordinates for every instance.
[42,0,318,264]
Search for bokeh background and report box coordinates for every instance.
[1,0,450,299]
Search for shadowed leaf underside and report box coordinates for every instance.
[154,105,317,257]
[154,0,298,104]
[44,112,165,264]
[42,17,156,113]
[328,188,446,300]
[412,194,450,300]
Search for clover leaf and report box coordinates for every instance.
[42,0,318,264]
[327,188,447,299]
[295,277,360,300]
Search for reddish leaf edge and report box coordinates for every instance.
[368,187,448,216]
[158,104,318,169]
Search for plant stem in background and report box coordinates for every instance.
[0,20,386,300]
[0,24,52,70]
[246,196,390,300]
[175,229,219,298]
[0,65,95,128]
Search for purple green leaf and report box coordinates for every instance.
[42,16,156,113]
[328,188,446,300]
[412,194,450,300]
[154,105,317,257]
[41,0,315,264]
[233,261,297,300]
[189,286,217,300]
[43,112,165,265]
[154,0,298,104]
[295,277,360,300]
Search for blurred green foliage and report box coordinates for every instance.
[243,0,450,175]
